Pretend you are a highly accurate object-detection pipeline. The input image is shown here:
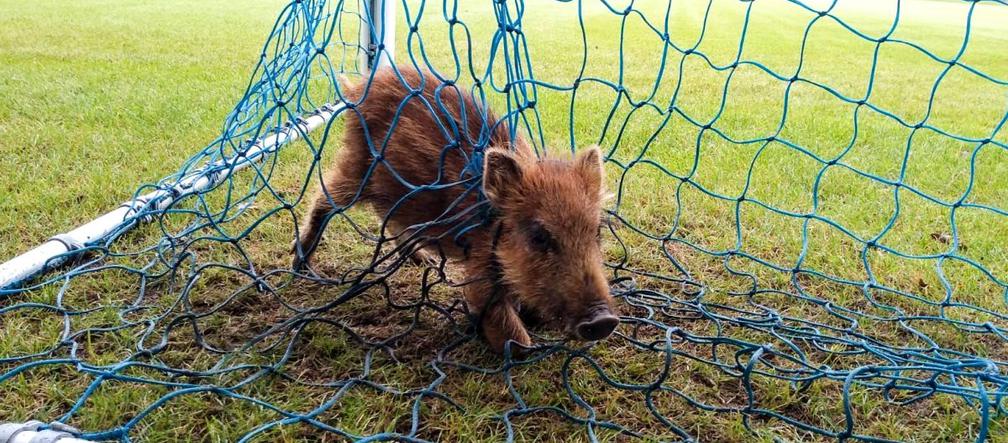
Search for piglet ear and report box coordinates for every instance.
[483,148,523,203]
[577,145,605,195]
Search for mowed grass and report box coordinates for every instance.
[2,0,1008,442]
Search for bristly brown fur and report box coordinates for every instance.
[293,67,616,354]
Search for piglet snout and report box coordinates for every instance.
[575,304,619,341]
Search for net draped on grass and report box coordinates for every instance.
[2,0,1008,441]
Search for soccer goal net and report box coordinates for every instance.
[2,0,1007,441]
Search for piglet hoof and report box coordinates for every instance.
[489,332,532,358]
[481,314,532,357]
[396,249,426,267]
[290,240,310,272]
[481,302,532,357]
[502,341,532,358]
[394,241,440,269]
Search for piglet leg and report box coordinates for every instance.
[481,299,531,354]
[463,271,531,354]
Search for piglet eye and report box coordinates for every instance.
[529,223,555,253]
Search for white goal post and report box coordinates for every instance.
[0,421,91,443]
[0,104,343,290]
[361,0,397,71]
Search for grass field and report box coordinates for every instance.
[2,0,1008,441]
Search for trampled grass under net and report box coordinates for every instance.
[2,0,1008,441]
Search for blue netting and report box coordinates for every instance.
[2,0,1008,441]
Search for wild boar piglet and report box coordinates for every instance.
[293,67,618,353]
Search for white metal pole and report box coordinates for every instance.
[0,104,345,290]
[0,421,93,443]
[360,0,396,72]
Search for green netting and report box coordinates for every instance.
[2,0,1008,441]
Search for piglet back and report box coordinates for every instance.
[335,67,524,252]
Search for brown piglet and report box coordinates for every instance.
[292,67,617,354]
